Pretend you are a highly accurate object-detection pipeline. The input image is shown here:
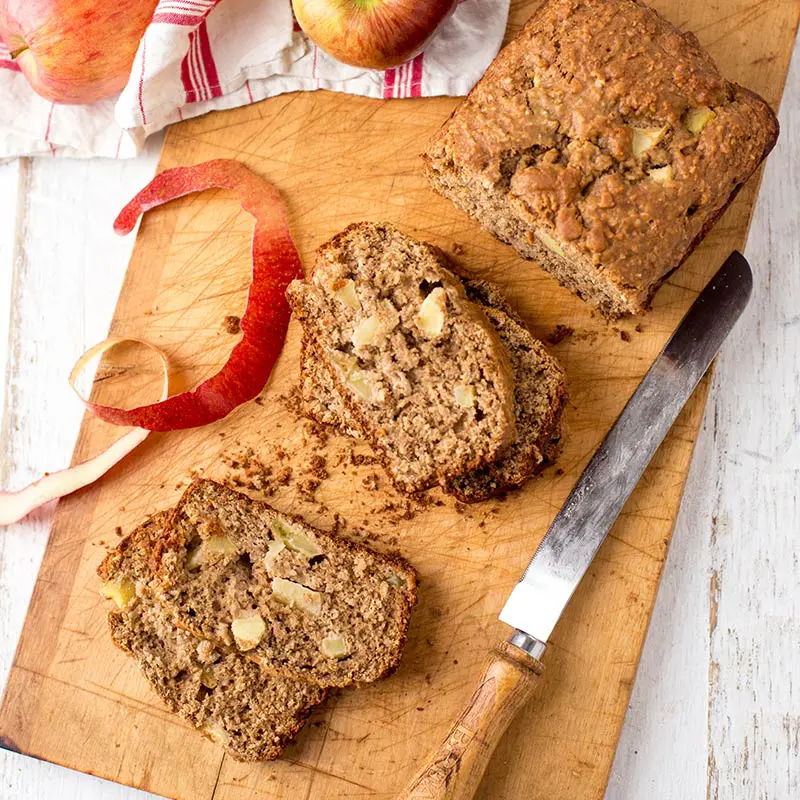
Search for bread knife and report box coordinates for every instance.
[401,251,753,800]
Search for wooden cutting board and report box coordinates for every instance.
[1,3,797,799]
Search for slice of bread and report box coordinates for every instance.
[286,222,516,494]
[98,515,326,761]
[152,479,417,688]
[443,308,566,502]
[300,281,567,502]
[461,277,526,327]
[299,334,364,436]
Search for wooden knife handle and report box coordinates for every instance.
[400,641,544,800]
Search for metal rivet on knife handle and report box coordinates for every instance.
[399,251,753,800]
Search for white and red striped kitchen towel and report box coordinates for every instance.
[0,0,509,159]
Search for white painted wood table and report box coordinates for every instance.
[0,41,797,799]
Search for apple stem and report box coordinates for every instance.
[10,45,29,59]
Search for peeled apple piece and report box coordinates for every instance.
[272,578,323,615]
[416,288,447,337]
[332,279,360,310]
[270,519,323,558]
[648,165,674,184]
[631,125,668,158]
[186,534,237,570]
[231,613,266,651]
[536,229,565,258]
[264,539,287,572]
[685,107,716,135]
[206,535,237,555]
[100,577,136,609]
[320,633,350,659]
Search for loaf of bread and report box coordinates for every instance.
[98,515,326,761]
[152,479,417,688]
[300,278,567,502]
[424,0,779,317]
[286,222,517,493]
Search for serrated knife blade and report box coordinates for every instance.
[500,250,753,657]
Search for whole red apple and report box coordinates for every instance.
[292,0,458,70]
[0,0,158,104]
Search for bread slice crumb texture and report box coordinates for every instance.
[154,479,417,688]
[443,308,567,502]
[286,222,516,493]
[98,515,326,761]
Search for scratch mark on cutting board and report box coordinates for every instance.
[301,711,332,800]
[208,752,226,800]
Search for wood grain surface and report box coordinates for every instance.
[0,2,798,800]
[402,643,545,800]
